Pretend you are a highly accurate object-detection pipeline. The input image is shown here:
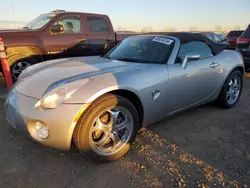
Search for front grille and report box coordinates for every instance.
[5,105,17,129]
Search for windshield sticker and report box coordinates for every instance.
[152,37,174,45]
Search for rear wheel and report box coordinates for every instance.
[216,70,243,108]
[73,94,140,161]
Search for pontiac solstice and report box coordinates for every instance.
[5,32,244,161]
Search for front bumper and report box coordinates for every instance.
[4,89,85,150]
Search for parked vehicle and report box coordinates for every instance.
[217,33,226,41]
[236,25,250,70]
[226,30,244,49]
[5,33,244,161]
[0,10,137,80]
[196,32,229,47]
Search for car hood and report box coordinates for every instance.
[0,28,28,32]
[14,56,148,99]
[0,29,40,46]
[0,28,38,36]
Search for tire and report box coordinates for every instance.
[10,57,38,81]
[216,70,243,108]
[73,93,140,161]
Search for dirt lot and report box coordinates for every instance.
[0,75,250,188]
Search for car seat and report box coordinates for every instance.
[65,22,74,33]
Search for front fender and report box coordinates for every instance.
[64,73,141,142]
[6,46,44,66]
[65,73,141,104]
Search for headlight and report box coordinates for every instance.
[40,88,66,109]
[39,78,89,109]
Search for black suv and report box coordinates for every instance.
[236,25,250,70]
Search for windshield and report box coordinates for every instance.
[202,33,214,41]
[218,34,225,40]
[23,13,55,30]
[106,36,175,64]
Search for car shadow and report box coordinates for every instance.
[136,98,250,187]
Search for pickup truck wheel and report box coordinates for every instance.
[73,93,140,161]
[10,57,38,81]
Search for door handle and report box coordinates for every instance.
[210,62,220,68]
[77,38,86,42]
[106,37,112,41]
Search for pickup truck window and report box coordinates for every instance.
[107,36,174,64]
[87,16,108,33]
[23,13,55,30]
[54,15,83,33]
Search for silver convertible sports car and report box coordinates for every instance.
[5,32,244,161]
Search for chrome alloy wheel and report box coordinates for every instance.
[226,76,241,105]
[89,106,134,156]
[12,62,31,80]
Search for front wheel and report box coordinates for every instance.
[216,70,243,108]
[10,57,38,81]
[73,94,140,161]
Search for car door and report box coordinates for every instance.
[43,14,88,57]
[84,15,114,55]
[166,41,223,114]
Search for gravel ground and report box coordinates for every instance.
[0,75,250,188]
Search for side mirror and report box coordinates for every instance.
[51,24,64,33]
[182,53,200,69]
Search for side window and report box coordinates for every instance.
[54,15,82,34]
[87,16,108,33]
[175,41,213,63]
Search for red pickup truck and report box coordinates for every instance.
[0,10,137,80]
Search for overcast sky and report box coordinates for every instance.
[1,0,250,31]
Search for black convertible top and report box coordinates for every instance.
[147,32,227,55]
